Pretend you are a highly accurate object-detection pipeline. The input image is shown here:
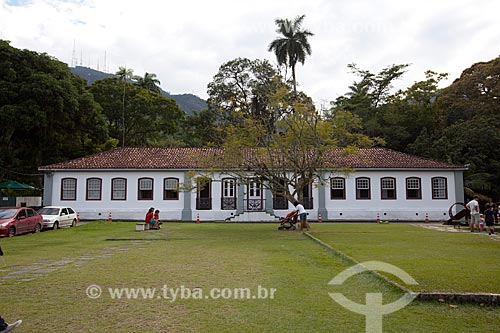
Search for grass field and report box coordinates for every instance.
[0,222,499,332]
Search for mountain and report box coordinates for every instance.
[70,66,206,115]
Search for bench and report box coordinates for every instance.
[135,222,151,231]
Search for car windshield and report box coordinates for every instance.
[38,208,60,215]
[0,209,18,219]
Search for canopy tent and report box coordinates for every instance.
[0,180,35,190]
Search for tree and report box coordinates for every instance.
[181,109,221,147]
[211,88,376,204]
[438,56,500,126]
[89,78,184,147]
[0,40,111,185]
[205,58,289,145]
[135,72,162,94]
[115,67,135,146]
[268,14,313,97]
[329,63,409,137]
[380,71,448,152]
[116,66,134,82]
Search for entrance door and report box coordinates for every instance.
[246,179,263,211]
[196,178,212,210]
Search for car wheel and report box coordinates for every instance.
[53,222,59,230]
[71,219,77,227]
[34,224,42,233]
[8,226,16,237]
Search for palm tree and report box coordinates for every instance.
[115,67,134,147]
[116,66,134,82]
[268,15,313,97]
[134,72,162,94]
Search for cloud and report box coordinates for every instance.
[1,0,499,106]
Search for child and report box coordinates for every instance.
[152,210,160,230]
[484,204,495,235]
[493,204,499,225]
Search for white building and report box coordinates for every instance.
[39,147,466,222]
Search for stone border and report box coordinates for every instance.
[304,231,500,305]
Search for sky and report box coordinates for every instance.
[1,0,499,109]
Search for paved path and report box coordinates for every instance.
[413,223,500,241]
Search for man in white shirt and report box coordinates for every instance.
[294,201,310,231]
[466,195,480,232]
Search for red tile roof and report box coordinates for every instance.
[39,147,465,171]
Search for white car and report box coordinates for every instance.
[38,206,78,230]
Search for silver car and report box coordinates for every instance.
[38,206,78,230]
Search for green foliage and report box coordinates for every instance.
[89,78,185,147]
[330,57,500,200]
[202,58,290,146]
[134,72,162,94]
[219,87,375,203]
[268,14,313,95]
[0,40,110,184]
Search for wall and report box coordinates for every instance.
[44,169,461,222]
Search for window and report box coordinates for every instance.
[26,208,35,217]
[330,177,346,200]
[138,178,153,200]
[17,209,27,219]
[406,177,422,199]
[356,177,371,200]
[222,178,236,210]
[222,178,235,198]
[431,177,448,199]
[111,178,127,200]
[61,178,77,200]
[381,177,396,200]
[164,178,179,200]
[86,178,102,200]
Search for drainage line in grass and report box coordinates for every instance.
[304,232,500,306]
[303,232,414,294]
[105,238,169,241]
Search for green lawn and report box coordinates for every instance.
[309,223,500,293]
[0,222,499,332]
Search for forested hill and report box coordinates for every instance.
[70,66,206,115]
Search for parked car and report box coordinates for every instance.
[38,206,78,230]
[0,207,43,237]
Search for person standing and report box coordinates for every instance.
[484,204,495,235]
[466,195,480,232]
[492,203,499,225]
[294,200,310,231]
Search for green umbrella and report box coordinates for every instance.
[0,180,35,190]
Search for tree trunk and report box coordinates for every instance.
[291,64,297,98]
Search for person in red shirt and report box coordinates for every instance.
[145,207,154,229]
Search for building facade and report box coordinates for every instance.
[39,147,466,222]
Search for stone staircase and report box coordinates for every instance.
[224,211,282,223]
